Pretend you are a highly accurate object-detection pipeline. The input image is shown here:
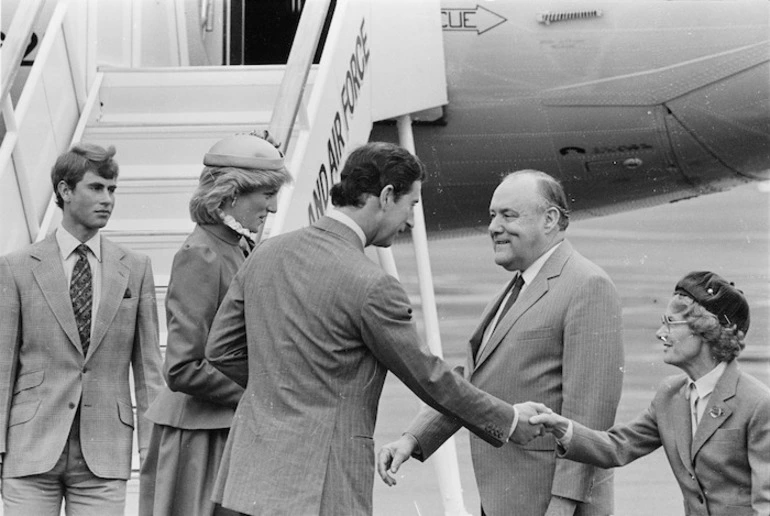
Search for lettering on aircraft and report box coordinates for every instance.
[560,143,654,156]
[307,18,370,225]
[0,32,39,65]
[592,143,654,154]
[441,5,506,35]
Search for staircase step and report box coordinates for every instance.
[111,178,198,223]
[89,66,315,127]
[83,124,270,168]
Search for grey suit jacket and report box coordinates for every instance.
[0,234,163,479]
[205,216,517,516]
[145,224,245,430]
[562,360,770,516]
[407,240,624,516]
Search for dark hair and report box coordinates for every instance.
[51,143,119,209]
[330,142,426,208]
[503,170,571,230]
[189,165,292,224]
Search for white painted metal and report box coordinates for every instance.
[398,114,471,516]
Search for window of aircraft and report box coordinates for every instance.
[231,0,335,65]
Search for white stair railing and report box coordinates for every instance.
[0,0,87,255]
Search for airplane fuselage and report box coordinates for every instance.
[372,0,770,233]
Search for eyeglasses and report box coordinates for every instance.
[661,314,690,331]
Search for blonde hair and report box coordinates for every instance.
[189,165,291,224]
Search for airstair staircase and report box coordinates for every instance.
[1,0,469,512]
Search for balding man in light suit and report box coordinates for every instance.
[205,143,549,516]
[380,170,624,516]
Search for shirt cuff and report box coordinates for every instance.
[556,420,574,447]
[507,405,520,440]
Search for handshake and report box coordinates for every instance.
[377,401,571,486]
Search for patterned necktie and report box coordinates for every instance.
[70,244,92,357]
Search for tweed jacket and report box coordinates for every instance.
[407,240,625,516]
[205,216,517,516]
[562,360,770,516]
[0,233,163,479]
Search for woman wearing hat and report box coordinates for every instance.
[531,271,770,516]
[140,133,291,516]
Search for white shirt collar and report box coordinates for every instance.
[689,361,727,400]
[56,226,102,262]
[520,241,562,286]
[326,209,366,247]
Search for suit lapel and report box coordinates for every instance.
[88,237,130,360]
[31,235,82,351]
[672,382,696,475]
[469,278,514,360]
[474,240,572,369]
[692,361,738,458]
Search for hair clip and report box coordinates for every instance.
[707,287,714,295]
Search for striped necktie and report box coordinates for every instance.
[70,244,92,357]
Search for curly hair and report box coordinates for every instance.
[668,293,746,363]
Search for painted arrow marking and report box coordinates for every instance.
[441,5,507,35]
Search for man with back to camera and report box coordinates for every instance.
[379,170,625,516]
[0,143,163,515]
[204,142,550,516]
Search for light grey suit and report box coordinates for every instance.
[562,360,770,516]
[205,216,517,516]
[407,240,624,516]
[0,234,163,480]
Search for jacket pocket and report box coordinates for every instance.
[9,400,40,427]
[13,370,44,394]
[117,400,135,428]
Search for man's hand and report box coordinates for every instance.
[529,412,570,440]
[376,434,418,486]
[511,401,553,444]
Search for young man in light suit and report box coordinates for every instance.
[380,170,625,516]
[0,143,163,515]
[205,142,549,516]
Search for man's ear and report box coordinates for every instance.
[57,181,71,203]
[379,184,395,208]
[543,206,560,232]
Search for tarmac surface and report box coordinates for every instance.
[22,182,770,515]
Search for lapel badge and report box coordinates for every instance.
[709,406,724,419]
[123,287,132,298]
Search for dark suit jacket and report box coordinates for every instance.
[205,216,517,516]
[562,360,770,516]
[145,224,245,429]
[0,233,163,479]
[407,240,625,516]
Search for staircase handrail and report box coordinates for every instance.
[0,0,46,110]
[267,0,332,154]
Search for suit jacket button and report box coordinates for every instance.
[68,402,76,409]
